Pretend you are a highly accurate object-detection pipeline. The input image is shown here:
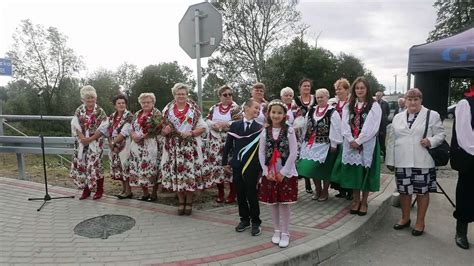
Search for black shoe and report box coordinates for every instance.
[251,224,262,236]
[393,220,411,230]
[345,193,353,201]
[411,228,424,236]
[305,189,313,194]
[117,193,133,199]
[138,195,150,201]
[335,192,345,198]
[235,222,251,232]
[455,233,470,249]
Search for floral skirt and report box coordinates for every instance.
[128,137,161,187]
[161,136,212,192]
[70,140,104,190]
[109,152,127,181]
[258,176,298,204]
[204,133,232,184]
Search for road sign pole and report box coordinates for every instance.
[194,9,203,112]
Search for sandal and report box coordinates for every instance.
[350,201,361,215]
[184,203,193,216]
[177,203,185,216]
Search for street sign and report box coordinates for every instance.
[0,58,12,76]
[179,1,223,111]
[179,2,223,59]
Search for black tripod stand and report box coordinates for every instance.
[412,181,456,208]
[28,90,74,211]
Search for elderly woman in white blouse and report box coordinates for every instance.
[386,88,446,236]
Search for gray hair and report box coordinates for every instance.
[315,88,330,99]
[80,85,97,99]
[280,87,294,97]
[171,83,190,96]
[138,93,156,104]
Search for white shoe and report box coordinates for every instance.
[279,233,290,248]
[271,230,281,244]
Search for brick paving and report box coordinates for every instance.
[0,174,393,265]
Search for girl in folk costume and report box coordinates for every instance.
[331,76,382,216]
[258,100,299,248]
[70,85,107,200]
[331,78,353,200]
[244,82,268,125]
[205,85,242,204]
[294,78,317,194]
[297,88,342,201]
[128,93,163,202]
[161,83,210,216]
[97,95,133,199]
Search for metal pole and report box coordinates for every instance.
[394,74,397,94]
[406,73,411,92]
[0,100,4,136]
[195,8,203,112]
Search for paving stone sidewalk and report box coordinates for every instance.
[0,174,393,265]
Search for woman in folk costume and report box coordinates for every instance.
[297,88,342,201]
[244,82,268,125]
[97,94,133,199]
[294,78,317,194]
[280,87,304,127]
[161,83,210,216]
[330,78,353,200]
[258,100,298,248]
[331,76,382,216]
[128,93,163,202]
[205,85,242,204]
[70,85,107,200]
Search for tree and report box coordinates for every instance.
[130,62,195,112]
[87,69,120,114]
[7,19,83,114]
[428,0,473,42]
[210,0,302,82]
[115,62,139,93]
[202,73,225,101]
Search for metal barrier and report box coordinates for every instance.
[0,109,76,179]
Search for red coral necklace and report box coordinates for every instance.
[173,103,189,122]
[316,104,329,117]
[218,103,232,115]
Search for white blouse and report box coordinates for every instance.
[258,127,298,178]
[455,99,474,155]
[341,101,382,167]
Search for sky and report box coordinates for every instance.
[0,0,438,93]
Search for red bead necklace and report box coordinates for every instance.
[218,103,232,115]
[315,104,329,117]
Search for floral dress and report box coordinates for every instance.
[160,100,211,192]
[127,108,163,187]
[70,104,107,189]
[98,111,133,181]
[204,102,241,184]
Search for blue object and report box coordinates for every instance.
[0,58,12,76]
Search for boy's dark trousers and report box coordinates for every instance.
[233,161,261,226]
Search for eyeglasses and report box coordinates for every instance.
[222,93,233,97]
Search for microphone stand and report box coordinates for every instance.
[28,90,74,211]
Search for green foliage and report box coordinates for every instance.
[428,0,473,42]
[87,69,120,114]
[262,37,384,99]
[129,62,195,112]
[7,19,83,114]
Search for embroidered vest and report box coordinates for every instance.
[304,108,335,144]
[349,102,373,138]
[264,125,290,167]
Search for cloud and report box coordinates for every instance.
[297,0,437,92]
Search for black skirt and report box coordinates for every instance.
[453,171,474,223]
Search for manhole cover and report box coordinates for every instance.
[74,214,136,239]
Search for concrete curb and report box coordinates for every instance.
[236,177,395,265]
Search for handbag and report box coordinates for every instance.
[423,110,450,166]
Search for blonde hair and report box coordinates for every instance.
[80,85,97,99]
[315,88,330,99]
[280,87,294,97]
[138,93,156,104]
[405,88,423,100]
[171,83,190,96]
[252,82,266,91]
[334,78,350,90]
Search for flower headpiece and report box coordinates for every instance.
[267,100,288,113]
